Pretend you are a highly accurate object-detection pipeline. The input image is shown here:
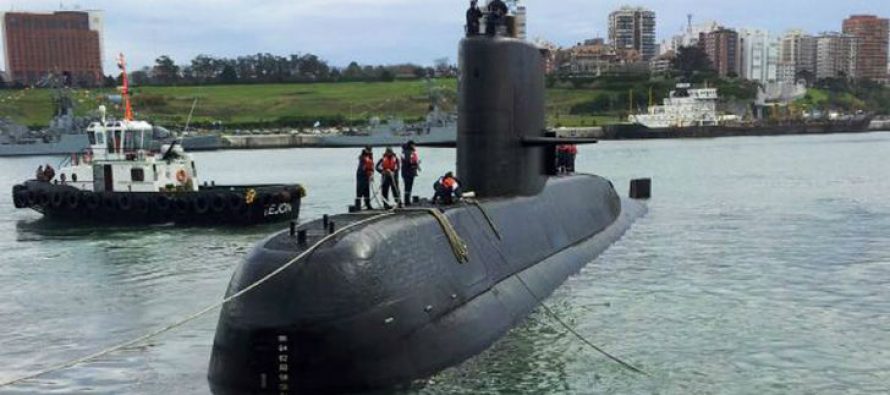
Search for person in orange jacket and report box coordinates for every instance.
[376,147,401,209]
[355,147,375,210]
[433,171,462,205]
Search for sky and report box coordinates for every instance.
[0,0,888,73]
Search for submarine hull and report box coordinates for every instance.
[208,175,645,394]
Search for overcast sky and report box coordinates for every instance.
[1,0,887,73]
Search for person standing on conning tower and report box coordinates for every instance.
[466,0,483,36]
[485,0,508,36]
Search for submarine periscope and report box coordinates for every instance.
[208,18,650,395]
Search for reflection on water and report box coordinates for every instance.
[1,135,890,394]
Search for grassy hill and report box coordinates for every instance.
[1,79,618,129]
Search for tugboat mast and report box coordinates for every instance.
[117,53,134,121]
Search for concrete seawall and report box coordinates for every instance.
[223,134,322,149]
[869,119,890,131]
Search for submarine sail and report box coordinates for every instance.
[208,14,647,395]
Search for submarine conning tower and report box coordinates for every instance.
[458,35,548,197]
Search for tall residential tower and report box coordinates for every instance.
[842,15,889,83]
[608,6,657,61]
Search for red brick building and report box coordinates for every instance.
[700,28,740,78]
[2,11,104,86]
[843,15,889,83]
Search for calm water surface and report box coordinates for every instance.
[1,133,889,394]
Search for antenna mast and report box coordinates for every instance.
[117,53,134,121]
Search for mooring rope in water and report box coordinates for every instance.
[515,274,649,376]
[460,197,648,377]
[0,212,396,389]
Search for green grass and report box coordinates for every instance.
[1,79,621,129]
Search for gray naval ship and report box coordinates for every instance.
[0,92,94,157]
[316,106,456,147]
[316,79,457,147]
[0,88,223,157]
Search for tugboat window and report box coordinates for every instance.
[87,132,96,145]
[131,168,145,182]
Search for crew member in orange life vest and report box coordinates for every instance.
[401,141,421,205]
[433,171,462,205]
[356,147,375,210]
[376,147,401,209]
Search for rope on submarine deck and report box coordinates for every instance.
[465,199,501,240]
[0,212,396,389]
[396,207,470,264]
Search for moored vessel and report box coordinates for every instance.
[11,55,303,226]
[605,83,873,139]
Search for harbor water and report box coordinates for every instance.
[1,132,889,394]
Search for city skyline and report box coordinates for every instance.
[0,0,887,73]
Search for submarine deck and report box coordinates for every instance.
[265,200,462,253]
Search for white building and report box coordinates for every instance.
[738,29,779,83]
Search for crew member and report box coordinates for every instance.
[556,144,568,174]
[466,0,483,36]
[376,147,401,209]
[36,165,45,182]
[401,141,421,205]
[43,164,56,182]
[356,148,375,210]
[433,172,462,205]
[486,0,509,36]
[566,144,578,173]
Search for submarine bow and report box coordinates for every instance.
[208,35,646,394]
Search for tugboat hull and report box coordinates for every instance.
[208,175,645,393]
[11,181,303,226]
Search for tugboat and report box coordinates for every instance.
[10,55,304,226]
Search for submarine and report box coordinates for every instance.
[208,12,649,394]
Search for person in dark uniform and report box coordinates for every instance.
[376,147,401,209]
[356,148,375,210]
[43,164,56,182]
[466,0,483,36]
[486,0,509,36]
[401,141,421,205]
[556,144,568,174]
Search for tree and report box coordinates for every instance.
[219,64,238,84]
[379,69,396,82]
[672,46,713,79]
[795,69,815,86]
[191,54,219,83]
[152,55,180,85]
[343,62,363,81]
